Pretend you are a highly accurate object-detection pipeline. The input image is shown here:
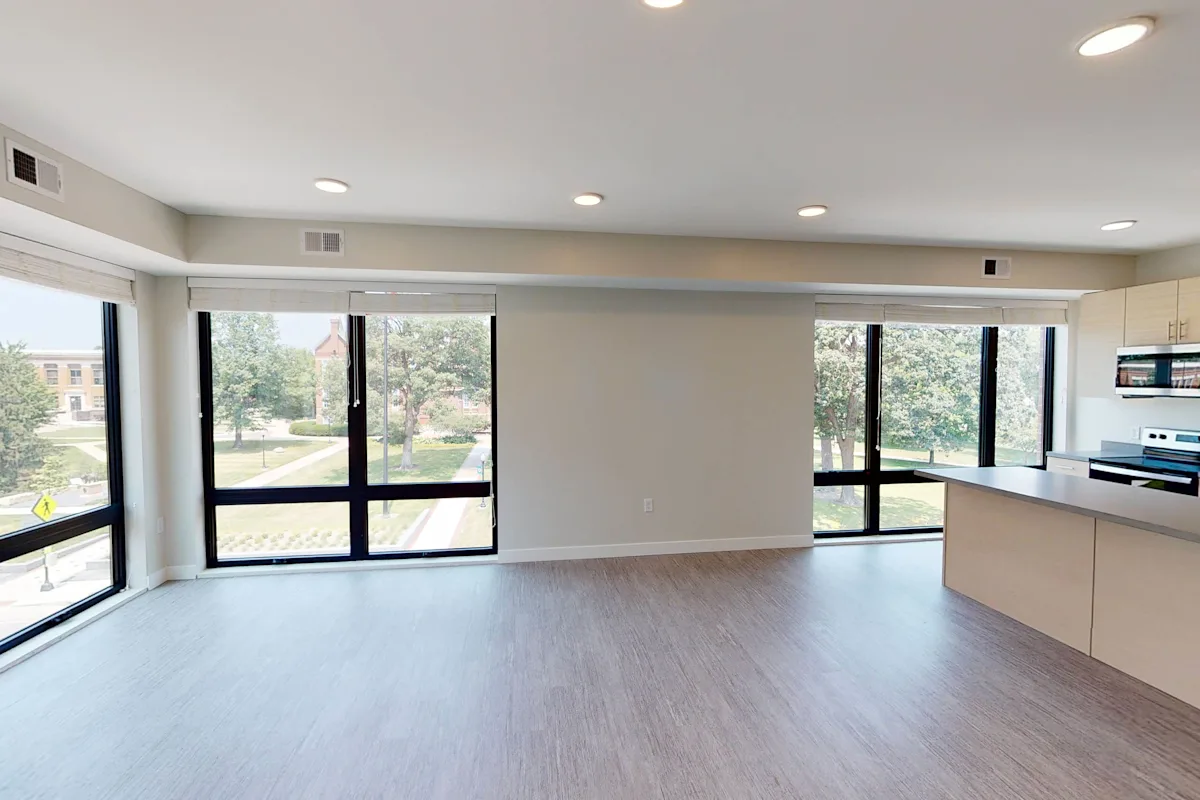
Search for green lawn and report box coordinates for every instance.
[212,439,333,487]
[39,426,107,442]
[813,482,946,532]
[278,441,481,487]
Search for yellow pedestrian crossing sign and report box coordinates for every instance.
[31,494,57,523]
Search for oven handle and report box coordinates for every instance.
[1090,463,1193,484]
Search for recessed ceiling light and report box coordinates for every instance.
[573,193,604,206]
[314,178,350,193]
[643,0,684,8]
[797,205,829,218]
[1100,220,1137,231]
[1077,17,1156,57]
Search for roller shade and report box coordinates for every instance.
[187,280,496,315]
[187,287,350,313]
[817,298,1067,326]
[0,246,134,305]
[349,292,495,315]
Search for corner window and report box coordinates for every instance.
[0,274,125,654]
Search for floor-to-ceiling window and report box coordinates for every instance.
[196,287,496,566]
[813,307,1056,538]
[0,270,127,654]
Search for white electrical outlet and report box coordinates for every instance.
[1130,426,1141,441]
[643,498,654,513]
[156,517,165,534]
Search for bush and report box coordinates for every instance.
[439,433,478,444]
[431,411,486,437]
[288,419,348,436]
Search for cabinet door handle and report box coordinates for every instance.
[1169,320,1177,341]
[1182,320,1190,339]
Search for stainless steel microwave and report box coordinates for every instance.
[1116,344,1200,397]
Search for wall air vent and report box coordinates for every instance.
[5,139,64,201]
[982,257,1012,280]
[301,229,344,256]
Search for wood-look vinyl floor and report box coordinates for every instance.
[2,542,1200,799]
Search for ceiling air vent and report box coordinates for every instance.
[5,139,64,201]
[301,229,344,256]
[982,257,1012,280]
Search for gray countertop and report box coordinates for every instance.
[1046,450,1129,463]
[916,467,1200,546]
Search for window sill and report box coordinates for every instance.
[815,533,943,547]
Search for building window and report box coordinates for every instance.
[93,395,105,410]
[813,322,1054,538]
[92,365,104,385]
[198,310,496,567]
[69,365,83,385]
[461,392,478,410]
[0,274,125,656]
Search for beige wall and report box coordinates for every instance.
[495,286,814,559]
[0,123,186,261]
[1136,244,1200,285]
[187,215,1136,293]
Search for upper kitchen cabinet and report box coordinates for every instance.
[1125,281,1180,346]
[1079,288,1126,397]
[1176,277,1200,344]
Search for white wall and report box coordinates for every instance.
[117,273,164,588]
[496,287,815,560]
[152,277,205,575]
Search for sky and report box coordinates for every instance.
[0,276,339,351]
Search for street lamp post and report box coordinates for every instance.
[262,432,266,469]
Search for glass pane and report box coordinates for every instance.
[0,276,110,539]
[996,327,1048,466]
[881,324,981,469]
[0,527,113,643]
[208,312,348,488]
[813,485,865,533]
[369,498,493,553]
[364,315,492,485]
[215,503,350,559]
[879,483,945,529]
[813,323,868,472]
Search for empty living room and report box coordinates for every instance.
[3,2,1200,798]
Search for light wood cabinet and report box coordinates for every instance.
[1124,281,1180,346]
[1093,521,1200,708]
[1176,276,1200,344]
[1077,288,1125,397]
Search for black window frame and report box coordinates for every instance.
[814,324,1055,539]
[0,302,127,656]
[198,312,498,568]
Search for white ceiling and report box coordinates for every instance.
[1,0,1197,254]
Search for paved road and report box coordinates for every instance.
[408,438,492,551]
[233,440,349,488]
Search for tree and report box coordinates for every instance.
[995,327,1044,463]
[365,317,490,470]
[274,347,317,421]
[318,355,347,428]
[880,326,980,464]
[0,342,59,493]
[814,324,866,505]
[210,313,285,448]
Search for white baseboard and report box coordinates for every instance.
[147,568,168,589]
[150,565,199,586]
[499,534,814,564]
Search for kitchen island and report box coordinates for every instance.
[917,467,1200,709]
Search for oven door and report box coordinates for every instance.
[1088,462,1199,495]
